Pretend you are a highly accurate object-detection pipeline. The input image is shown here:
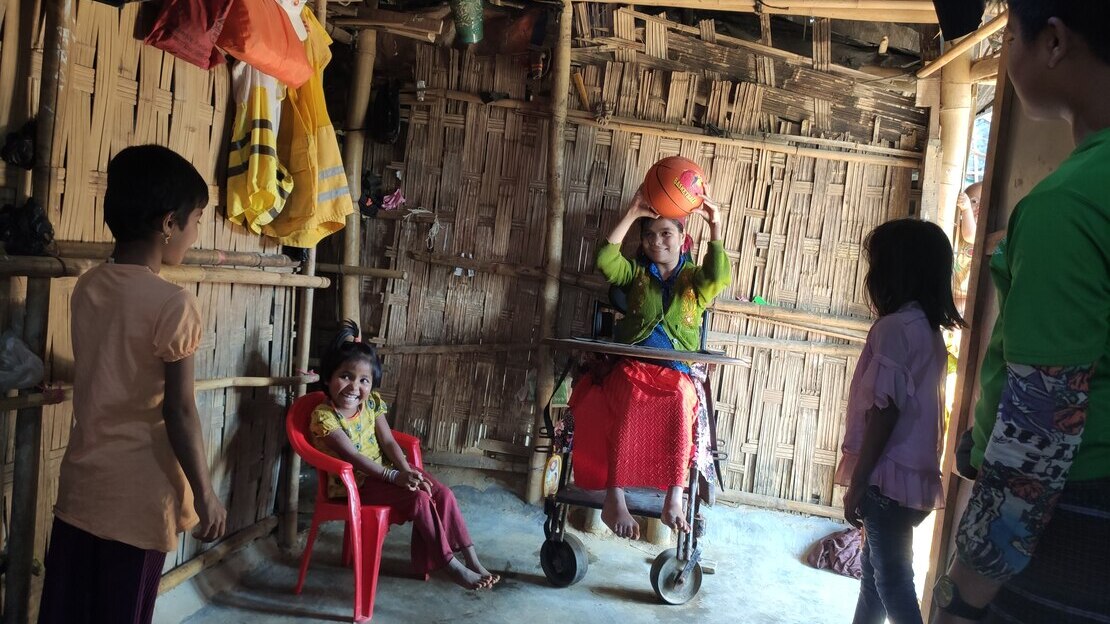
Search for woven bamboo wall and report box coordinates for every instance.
[0,0,296,611]
[362,7,923,511]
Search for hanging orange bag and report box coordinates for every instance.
[144,0,231,69]
[217,0,312,88]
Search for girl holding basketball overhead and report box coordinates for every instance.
[569,159,731,539]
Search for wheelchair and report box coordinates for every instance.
[536,287,727,604]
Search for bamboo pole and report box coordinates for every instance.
[158,516,278,595]
[922,41,1014,622]
[937,51,973,239]
[0,374,320,412]
[54,241,300,269]
[527,0,571,506]
[4,0,71,618]
[0,256,331,288]
[0,0,21,129]
[916,12,1008,79]
[341,27,376,325]
[710,298,873,333]
[281,249,317,549]
[315,262,407,280]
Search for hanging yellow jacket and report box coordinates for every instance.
[264,8,353,247]
[226,63,294,233]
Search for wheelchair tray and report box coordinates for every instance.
[556,484,684,519]
[545,337,747,366]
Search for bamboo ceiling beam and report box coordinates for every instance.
[916,11,1008,79]
[572,0,939,23]
[0,256,331,288]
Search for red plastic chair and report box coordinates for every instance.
[286,391,426,622]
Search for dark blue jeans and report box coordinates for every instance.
[853,487,930,624]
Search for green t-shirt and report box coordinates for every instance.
[971,127,1110,481]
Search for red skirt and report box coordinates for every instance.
[569,359,698,491]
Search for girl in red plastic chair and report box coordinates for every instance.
[311,320,499,589]
[570,189,731,540]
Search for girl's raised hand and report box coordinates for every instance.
[625,188,658,220]
[693,183,721,225]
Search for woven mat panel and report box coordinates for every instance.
[359,8,922,511]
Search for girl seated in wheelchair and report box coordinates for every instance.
[570,190,731,539]
[311,320,499,589]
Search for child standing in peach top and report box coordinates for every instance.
[38,146,226,624]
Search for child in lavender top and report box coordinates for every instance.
[834,218,965,624]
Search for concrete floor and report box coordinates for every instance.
[159,469,934,624]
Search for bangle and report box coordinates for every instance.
[385,469,398,484]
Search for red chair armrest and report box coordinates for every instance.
[391,430,423,470]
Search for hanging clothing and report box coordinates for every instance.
[226,62,293,234]
[264,8,353,247]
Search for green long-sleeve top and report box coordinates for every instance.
[596,241,732,351]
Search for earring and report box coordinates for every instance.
[163,233,172,245]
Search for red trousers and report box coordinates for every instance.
[358,469,472,575]
[570,359,697,491]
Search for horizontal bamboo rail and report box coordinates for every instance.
[158,516,278,595]
[54,241,300,269]
[378,342,533,355]
[0,374,319,412]
[706,331,862,358]
[917,12,1008,79]
[315,262,407,280]
[711,298,873,333]
[0,256,330,288]
[407,250,545,280]
[409,89,923,168]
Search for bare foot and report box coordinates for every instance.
[445,558,487,589]
[661,486,690,533]
[601,487,641,540]
[462,546,500,587]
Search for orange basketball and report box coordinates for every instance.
[641,157,707,219]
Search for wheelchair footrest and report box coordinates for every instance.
[556,484,685,519]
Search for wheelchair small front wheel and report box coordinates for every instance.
[650,548,703,605]
[540,534,588,587]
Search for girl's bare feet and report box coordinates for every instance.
[661,485,690,533]
[462,545,500,587]
[445,558,488,589]
[601,487,641,540]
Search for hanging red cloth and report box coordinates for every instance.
[570,359,697,491]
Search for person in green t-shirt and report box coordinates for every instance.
[935,2,1110,623]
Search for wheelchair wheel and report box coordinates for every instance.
[540,534,588,587]
[650,548,703,605]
